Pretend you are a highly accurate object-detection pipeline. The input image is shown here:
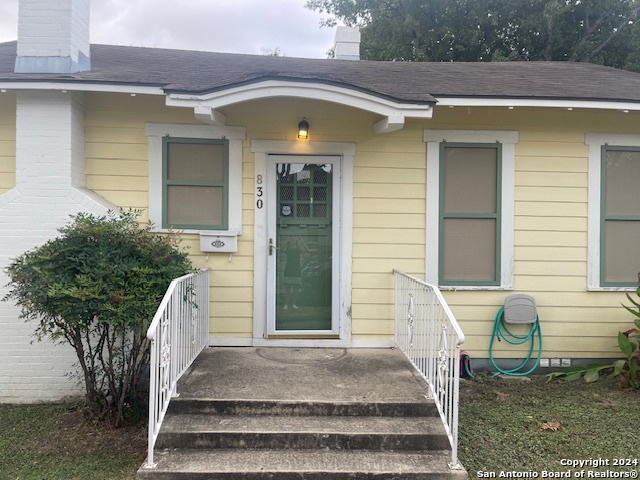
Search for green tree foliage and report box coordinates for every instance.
[306,0,640,71]
[3,211,193,426]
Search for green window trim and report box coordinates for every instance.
[600,145,640,287]
[162,136,229,230]
[438,142,502,286]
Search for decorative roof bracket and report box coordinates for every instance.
[374,115,405,134]
[194,106,227,126]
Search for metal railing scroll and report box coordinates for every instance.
[144,268,210,468]
[393,270,465,470]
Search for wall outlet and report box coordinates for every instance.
[539,358,549,367]
[561,358,571,367]
[550,358,561,368]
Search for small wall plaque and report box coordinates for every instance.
[199,233,238,253]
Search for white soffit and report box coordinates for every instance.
[166,79,433,133]
[437,97,640,111]
[0,82,165,96]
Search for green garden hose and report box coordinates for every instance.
[489,306,542,377]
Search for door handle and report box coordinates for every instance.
[269,238,278,256]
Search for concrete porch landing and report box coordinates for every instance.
[176,347,431,403]
[138,347,467,479]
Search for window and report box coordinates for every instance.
[425,130,517,289]
[601,147,640,286]
[163,137,228,230]
[586,134,640,289]
[440,144,501,285]
[146,123,245,234]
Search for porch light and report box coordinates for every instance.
[298,118,309,139]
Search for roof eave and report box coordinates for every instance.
[165,79,435,112]
[436,96,640,111]
[162,75,437,105]
[166,79,435,134]
[0,78,166,95]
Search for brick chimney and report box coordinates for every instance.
[14,0,91,73]
[334,26,360,61]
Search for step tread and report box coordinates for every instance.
[171,398,434,405]
[168,397,437,416]
[161,414,445,435]
[139,448,467,477]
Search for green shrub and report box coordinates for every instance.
[3,211,192,426]
[619,287,640,386]
[546,287,640,388]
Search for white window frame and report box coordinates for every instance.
[145,123,246,234]
[586,133,640,291]
[424,130,517,290]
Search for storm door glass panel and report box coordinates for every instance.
[275,163,332,331]
[601,148,640,285]
[440,144,501,285]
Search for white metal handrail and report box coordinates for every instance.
[144,268,210,468]
[393,270,465,470]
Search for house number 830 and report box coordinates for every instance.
[256,175,263,209]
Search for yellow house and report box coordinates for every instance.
[2,0,640,403]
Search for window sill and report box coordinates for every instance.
[587,286,637,292]
[151,227,242,236]
[438,285,514,291]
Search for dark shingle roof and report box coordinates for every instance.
[3,41,640,105]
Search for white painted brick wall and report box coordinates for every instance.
[0,90,117,404]
[334,26,361,60]
[16,0,89,62]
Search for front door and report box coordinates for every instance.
[267,155,340,335]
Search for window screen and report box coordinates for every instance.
[440,144,501,285]
[162,138,228,229]
[601,147,640,286]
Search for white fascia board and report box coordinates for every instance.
[436,97,640,111]
[166,80,433,119]
[0,81,165,96]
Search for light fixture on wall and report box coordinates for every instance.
[298,118,309,139]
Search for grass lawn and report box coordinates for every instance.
[0,402,146,480]
[459,374,640,476]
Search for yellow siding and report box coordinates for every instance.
[82,93,640,358]
[348,127,428,338]
[85,93,257,337]
[515,246,586,261]
[0,92,16,195]
[426,107,640,359]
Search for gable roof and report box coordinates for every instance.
[2,41,640,106]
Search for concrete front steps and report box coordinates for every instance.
[137,397,467,479]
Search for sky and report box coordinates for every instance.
[0,0,340,59]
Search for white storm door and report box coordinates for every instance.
[266,155,341,335]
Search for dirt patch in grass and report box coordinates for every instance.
[1,403,146,480]
[458,374,640,475]
[31,408,146,459]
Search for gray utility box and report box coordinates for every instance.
[503,294,537,324]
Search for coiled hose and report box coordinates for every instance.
[489,306,542,377]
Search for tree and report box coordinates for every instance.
[306,0,640,71]
[261,47,285,56]
[3,211,193,426]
